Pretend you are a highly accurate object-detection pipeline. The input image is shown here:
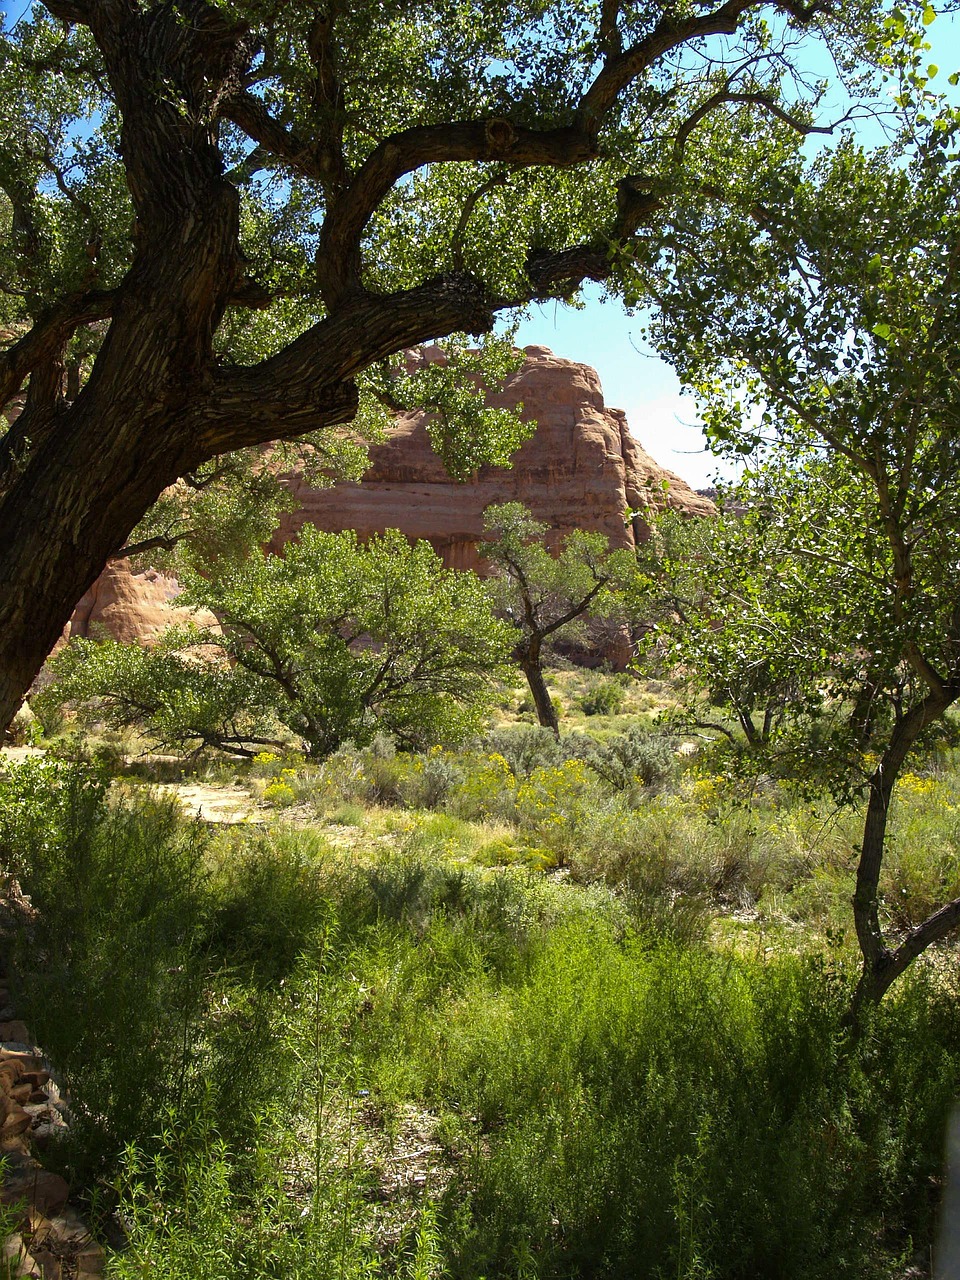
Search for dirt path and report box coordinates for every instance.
[153,782,263,824]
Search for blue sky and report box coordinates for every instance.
[513,11,960,489]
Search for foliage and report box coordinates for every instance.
[578,677,625,717]
[0,753,108,877]
[0,0,934,736]
[6,751,960,1275]
[482,502,635,733]
[640,106,960,1007]
[8,765,211,1179]
[582,722,679,793]
[44,526,513,758]
[384,333,532,481]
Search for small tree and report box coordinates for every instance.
[644,108,960,1014]
[47,526,513,757]
[633,497,819,753]
[482,502,633,736]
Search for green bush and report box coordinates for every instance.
[428,931,960,1279]
[11,771,210,1179]
[579,679,626,716]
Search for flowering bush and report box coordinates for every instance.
[449,753,517,822]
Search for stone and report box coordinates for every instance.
[1,1169,70,1218]
[67,347,713,648]
[0,1025,33,1048]
[275,345,714,573]
[0,1054,41,1074]
[2,1107,33,1139]
[2,1233,40,1278]
[65,561,218,648]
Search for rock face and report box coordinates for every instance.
[69,346,712,643]
[276,344,713,571]
[67,562,218,645]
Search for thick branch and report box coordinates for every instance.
[222,91,325,181]
[0,290,114,411]
[317,122,599,304]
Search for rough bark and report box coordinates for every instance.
[0,0,829,728]
[521,644,560,738]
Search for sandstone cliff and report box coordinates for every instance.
[276,344,713,572]
[68,346,712,643]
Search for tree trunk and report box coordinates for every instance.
[522,652,559,737]
[848,685,960,1023]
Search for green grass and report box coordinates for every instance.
[4,724,960,1277]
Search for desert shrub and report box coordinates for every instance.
[0,755,109,877]
[584,724,679,793]
[448,752,518,822]
[429,931,960,1280]
[514,760,599,863]
[12,776,211,1179]
[110,1108,448,1280]
[482,725,568,778]
[397,750,465,810]
[204,827,334,985]
[880,773,960,930]
[579,678,625,717]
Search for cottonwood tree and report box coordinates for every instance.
[482,502,634,735]
[644,107,960,1015]
[46,525,513,756]
[633,501,818,751]
[0,0,899,727]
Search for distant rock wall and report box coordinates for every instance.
[67,346,713,646]
[275,344,713,572]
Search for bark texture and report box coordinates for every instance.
[0,0,826,727]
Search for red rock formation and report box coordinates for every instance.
[276,344,713,571]
[68,561,217,645]
[68,346,712,643]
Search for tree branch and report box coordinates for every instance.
[0,289,114,411]
[222,90,325,181]
[317,121,599,304]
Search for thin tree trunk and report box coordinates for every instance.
[522,652,559,738]
[848,685,960,1023]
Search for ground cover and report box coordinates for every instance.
[2,683,959,1277]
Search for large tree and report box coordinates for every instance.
[643,106,960,1014]
[0,0,895,726]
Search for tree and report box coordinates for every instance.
[482,502,633,735]
[45,525,514,756]
[632,501,813,751]
[643,106,960,1013]
[0,0,898,727]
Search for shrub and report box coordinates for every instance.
[584,725,679,793]
[579,679,625,716]
[430,931,960,1280]
[448,753,517,822]
[11,775,210,1179]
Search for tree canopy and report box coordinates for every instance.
[47,525,513,756]
[0,0,910,726]
[641,105,960,1010]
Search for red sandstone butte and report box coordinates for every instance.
[68,346,713,643]
[276,344,713,571]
